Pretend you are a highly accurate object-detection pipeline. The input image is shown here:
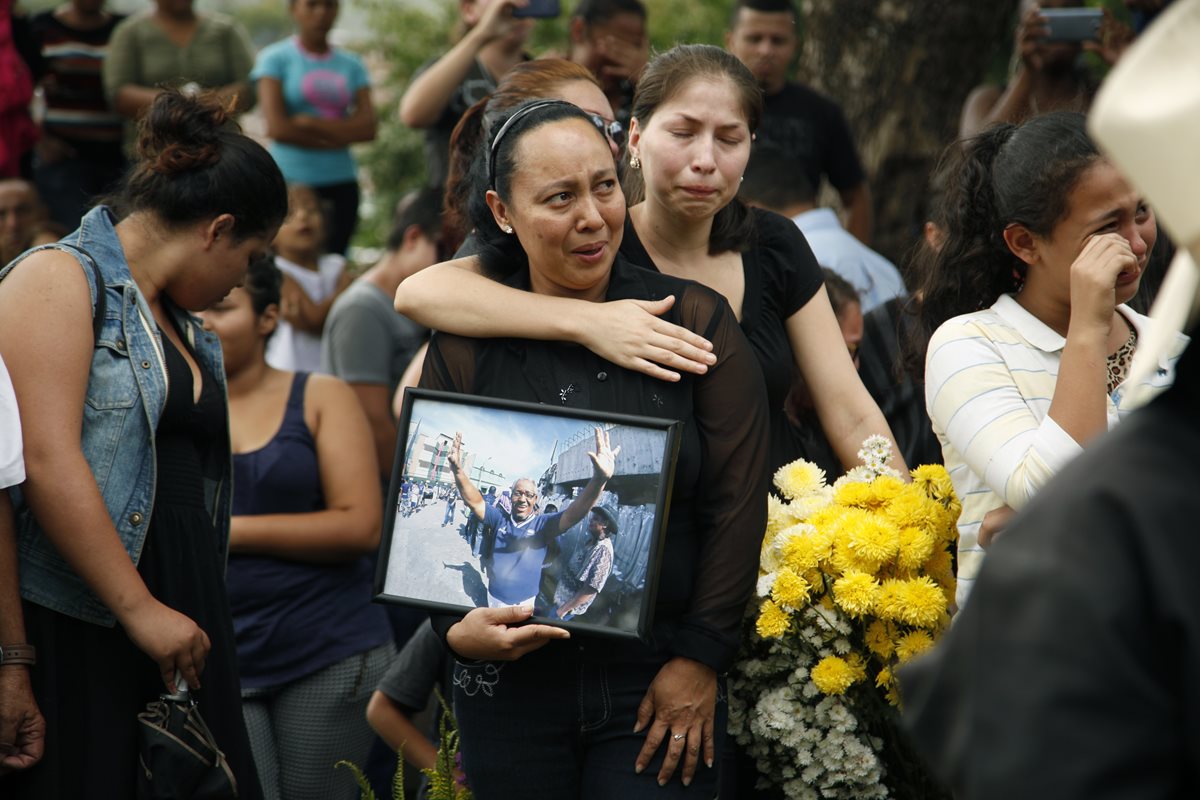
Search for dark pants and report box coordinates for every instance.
[452,642,725,799]
[312,180,360,256]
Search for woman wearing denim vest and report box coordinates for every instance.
[0,90,287,798]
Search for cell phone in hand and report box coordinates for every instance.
[512,0,560,18]
[1041,7,1103,42]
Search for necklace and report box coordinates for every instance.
[1105,316,1137,394]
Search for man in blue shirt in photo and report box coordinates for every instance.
[446,427,619,608]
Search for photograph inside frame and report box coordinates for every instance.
[376,388,679,641]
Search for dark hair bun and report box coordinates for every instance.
[136,90,235,175]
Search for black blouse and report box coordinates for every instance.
[421,256,769,672]
[619,208,825,472]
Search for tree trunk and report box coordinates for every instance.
[798,0,1018,266]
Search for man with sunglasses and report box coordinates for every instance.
[446,426,620,609]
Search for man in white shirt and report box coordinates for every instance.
[740,151,905,312]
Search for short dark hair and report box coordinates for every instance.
[739,148,816,211]
[821,267,860,316]
[730,0,797,28]
[386,187,443,252]
[116,90,287,241]
[572,0,646,26]
[243,254,283,316]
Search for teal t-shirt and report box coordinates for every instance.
[251,37,369,186]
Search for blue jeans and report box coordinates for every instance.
[452,642,725,799]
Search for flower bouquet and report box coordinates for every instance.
[728,437,959,799]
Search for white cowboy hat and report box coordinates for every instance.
[1089,0,1200,396]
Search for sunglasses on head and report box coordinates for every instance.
[589,114,626,148]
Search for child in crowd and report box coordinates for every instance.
[266,183,350,373]
[253,0,376,255]
[366,621,453,800]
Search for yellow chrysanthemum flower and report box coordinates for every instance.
[897,525,937,572]
[765,493,791,540]
[883,487,931,528]
[755,599,791,639]
[846,652,868,682]
[833,481,875,509]
[780,525,831,573]
[773,459,827,501]
[876,577,947,628]
[895,629,935,663]
[810,655,858,695]
[839,510,900,572]
[926,547,955,588]
[869,475,906,506]
[785,492,832,523]
[865,619,894,659]
[832,571,878,617]
[911,464,955,502]
[875,666,894,690]
[771,568,810,609]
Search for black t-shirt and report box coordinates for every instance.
[619,208,825,472]
[900,333,1200,798]
[752,81,865,195]
[421,256,769,672]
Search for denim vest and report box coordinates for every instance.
[0,206,232,627]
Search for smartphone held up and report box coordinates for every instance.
[512,0,560,19]
[1040,7,1103,42]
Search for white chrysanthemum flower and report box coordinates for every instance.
[857,434,893,469]
[756,571,776,598]
[831,465,875,493]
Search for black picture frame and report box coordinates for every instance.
[374,388,681,643]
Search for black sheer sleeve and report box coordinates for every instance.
[419,332,477,649]
[671,284,770,671]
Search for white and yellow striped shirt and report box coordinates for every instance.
[925,294,1186,609]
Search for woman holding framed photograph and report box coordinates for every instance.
[398,44,904,478]
[419,98,769,798]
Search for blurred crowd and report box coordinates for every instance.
[0,0,1187,798]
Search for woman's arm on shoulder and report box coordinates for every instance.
[0,251,209,692]
[228,374,381,560]
[396,257,716,381]
[787,286,909,473]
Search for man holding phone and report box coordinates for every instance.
[959,0,1098,138]
[725,0,874,244]
[399,0,538,191]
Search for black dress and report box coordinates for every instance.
[13,327,262,799]
[619,209,825,473]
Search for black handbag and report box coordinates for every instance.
[137,685,238,800]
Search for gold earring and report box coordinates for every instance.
[630,154,641,170]
[502,224,513,234]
